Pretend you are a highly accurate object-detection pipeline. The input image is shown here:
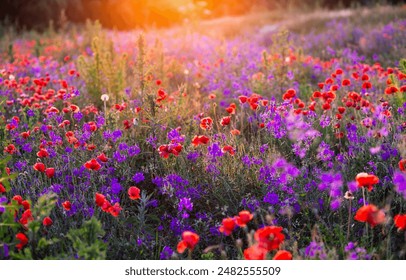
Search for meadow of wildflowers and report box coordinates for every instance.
[0,6,406,260]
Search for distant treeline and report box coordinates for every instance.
[0,0,404,30]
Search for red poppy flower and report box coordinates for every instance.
[342,79,351,86]
[273,250,293,260]
[384,86,398,95]
[37,148,49,158]
[43,216,53,226]
[128,186,141,200]
[156,89,167,102]
[45,168,55,178]
[322,103,331,110]
[62,201,71,211]
[235,210,253,227]
[230,129,240,136]
[95,193,106,207]
[394,214,406,231]
[191,135,210,146]
[238,95,248,104]
[158,144,183,158]
[97,153,109,163]
[101,200,112,213]
[177,231,200,253]
[200,117,213,130]
[354,204,385,228]
[220,116,231,126]
[222,145,235,156]
[244,244,268,260]
[208,93,216,99]
[109,203,122,217]
[158,145,170,158]
[5,124,16,131]
[20,131,30,139]
[20,209,33,225]
[254,226,285,251]
[399,159,406,172]
[87,122,97,132]
[282,88,296,100]
[33,162,46,173]
[226,106,236,114]
[219,217,236,236]
[0,183,6,193]
[338,107,346,114]
[260,99,269,106]
[69,104,80,113]
[168,143,182,156]
[355,173,379,191]
[21,200,30,210]
[123,119,132,130]
[362,82,372,89]
[249,102,259,110]
[84,159,101,171]
[12,195,23,205]
[4,144,16,154]
[16,233,28,250]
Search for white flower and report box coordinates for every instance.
[101,94,109,102]
[344,191,354,200]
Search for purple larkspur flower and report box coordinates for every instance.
[319,115,331,128]
[50,184,64,194]
[160,246,174,260]
[259,144,269,154]
[393,171,406,199]
[147,199,158,208]
[167,128,185,143]
[330,198,341,211]
[22,143,32,153]
[317,141,335,162]
[241,155,251,167]
[178,197,193,212]
[112,130,123,142]
[73,112,83,122]
[103,130,113,140]
[113,150,127,162]
[0,196,7,213]
[207,142,223,161]
[26,109,35,117]
[96,115,105,127]
[128,145,141,156]
[118,142,128,151]
[14,161,27,171]
[264,192,279,205]
[111,178,123,194]
[146,135,157,148]
[304,241,327,259]
[132,172,145,183]
[186,151,200,162]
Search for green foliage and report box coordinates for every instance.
[0,156,17,193]
[67,217,107,260]
[201,252,215,260]
[77,31,127,108]
[8,193,58,260]
[400,58,406,74]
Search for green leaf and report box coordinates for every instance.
[67,217,107,260]
[400,58,406,74]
